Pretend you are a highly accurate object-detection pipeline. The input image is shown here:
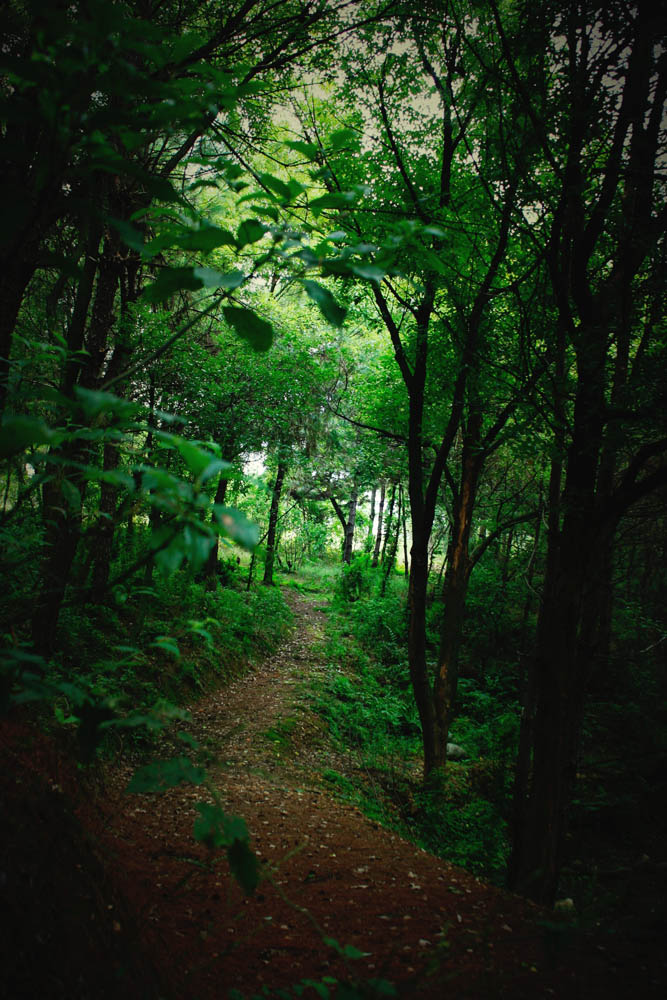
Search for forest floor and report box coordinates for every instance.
[2,586,665,999]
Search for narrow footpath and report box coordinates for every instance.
[3,588,659,999]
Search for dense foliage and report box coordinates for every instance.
[1,0,665,943]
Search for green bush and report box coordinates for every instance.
[337,553,373,602]
[413,783,509,877]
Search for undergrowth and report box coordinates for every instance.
[38,569,293,754]
[304,558,517,881]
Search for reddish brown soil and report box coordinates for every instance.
[1,588,665,999]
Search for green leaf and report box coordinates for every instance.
[421,247,448,275]
[193,804,258,892]
[193,802,247,847]
[143,266,244,303]
[181,524,215,570]
[422,224,448,238]
[0,416,60,458]
[330,128,360,151]
[61,479,81,511]
[302,279,347,326]
[178,225,236,252]
[214,505,260,549]
[285,139,319,159]
[236,218,266,248]
[227,838,260,894]
[150,635,181,658]
[175,438,220,478]
[143,267,202,303]
[193,267,245,291]
[309,192,356,217]
[74,385,140,420]
[222,306,273,352]
[323,937,368,960]
[110,218,149,255]
[349,263,385,283]
[258,172,292,202]
[198,457,234,484]
[154,537,186,575]
[127,756,206,794]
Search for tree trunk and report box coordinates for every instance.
[367,487,376,545]
[263,460,287,586]
[401,484,409,575]
[371,482,385,568]
[380,486,401,597]
[380,482,396,565]
[342,487,358,564]
[0,251,39,413]
[31,463,87,655]
[87,441,123,602]
[204,474,229,590]
[509,326,608,903]
[432,432,480,767]
[406,528,439,776]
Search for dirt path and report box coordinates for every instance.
[14,587,660,999]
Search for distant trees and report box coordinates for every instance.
[286,0,667,903]
[1,0,665,909]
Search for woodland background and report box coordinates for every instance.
[1,0,666,971]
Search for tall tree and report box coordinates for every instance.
[498,0,667,903]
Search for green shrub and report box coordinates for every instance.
[337,553,373,602]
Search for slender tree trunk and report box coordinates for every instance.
[204,474,229,590]
[380,486,401,597]
[31,470,87,655]
[30,223,102,653]
[88,441,123,602]
[342,486,358,564]
[329,494,349,562]
[380,482,396,565]
[0,251,38,413]
[263,460,287,586]
[371,482,385,568]
[144,377,160,586]
[367,487,376,545]
[432,430,481,768]
[509,326,608,904]
[407,528,439,775]
[401,484,409,576]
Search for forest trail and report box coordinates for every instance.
[86,586,639,1000]
[3,588,654,1000]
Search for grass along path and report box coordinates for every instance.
[76,584,651,999]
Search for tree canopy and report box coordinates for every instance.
[1,0,666,921]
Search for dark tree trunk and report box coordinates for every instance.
[380,482,396,565]
[263,460,287,586]
[0,252,39,412]
[380,486,401,597]
[342,487,358,564]
[204,474,230,590]
[406,529,439,775]
[432,421,481,768]
[509,323,608,903]
[88,441,123,603]
[31,458,88,655]
[367,487,376,543]
[401,484,409,576]
[371,482,385,568]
